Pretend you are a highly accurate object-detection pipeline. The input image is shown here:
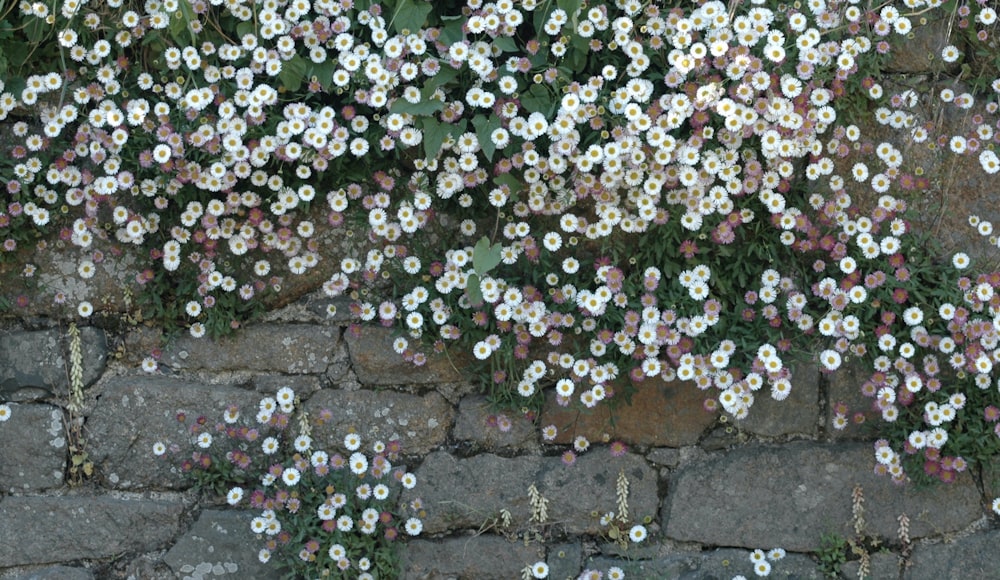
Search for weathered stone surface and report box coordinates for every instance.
[399,534,544,580]
[161,324,339,374]
[541,451,659,535]
[163,510,281,580]
[0,403,66,492]
[250,374,324,397]
[402,452,542,534]
[584,549,823,580]
[646,448,682,468]
[737,364,820,438]
[842,551,900,580]
[88,376,262,489]
[453,395,538,452]
[0,495,185,567]
[905,529,1000,580]
[404,451,657,536]
[541,376,717,447]
[663,442,981,552]
[6,566,96,580]
[304,388,453,456]
[883,16,961,74]
[344,326,463,385]
[547,542,583,580]
[0,327,106,399]
[982,455,1000,501]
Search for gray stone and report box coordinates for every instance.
[584,548,823,580]
[402,451,543,535]
[344,326,464,385]
[399,534,545,580]
[646,448,682,468]
[6,566,95,580]
[404,451,658,536]
[842,551,900,580]
[883,16,961,74]
[453,395,538,452]
[0,495,185,567]
[250,374,324,397]
[663,442,981,552]
[737,364,820,438]
[905,529,1000,580]
[87,376,263,489]
[161,323,339,374]
[0,327,106,399]
[163,510,281,580]
[0,403,66,492]
[541,450,659,536]
[547,542,583,580]
[304,389,453,456]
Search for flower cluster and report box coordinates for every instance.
[155,388,422,578]
[3,0,1000,483]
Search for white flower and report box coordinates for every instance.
[344,433,362,451]
[227,486,244,505]
[405,517,423,535]
[349,451,368,475]
[258,548,271,563]
[152,441,166,455]
[401,472,417,489]
[77,301,93,317]
[530,561,549,579]
[629,524,647,543]
[281,467,301,486]
[952,252,970,269]
[992,498,1000,516]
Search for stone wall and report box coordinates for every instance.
[1,300,998,580]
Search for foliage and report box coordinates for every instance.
[1,0,1000,490]
[158,388,422,579]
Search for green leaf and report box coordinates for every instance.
[471,114,502,161]
[279,54,308,93]
[438,15,466,45]
[389,0,432,35]
[520,83,554,116]
[472,236,502,276]
[420,117,451,159]
[493,172,523,195]
[393,92,446,116]
[465,272,484,307]
[492,36,518,53]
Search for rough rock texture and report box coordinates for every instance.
[163,510,281,580]
[584,548,823,580]
[664,442,981,552]
[87,376,263,489]
[0,495,185,567]
[905,529,1000,580]
[883,16,961,74]
[452,394,539,452]
[344,326,463,385]
[161,324,340,374]
[399,534,545,580]
[0,403,66,493]
[541,376,718,447]
[5,566,96,580]
[305,388,453,455]
[0,327,106,400]
[737,363,820,438]
[405,450,657,536]
[841,551,901,580]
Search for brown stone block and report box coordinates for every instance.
[541,376,718,447]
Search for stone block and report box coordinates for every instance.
[737,363,820,438]
[0,327,106,400]
[663,442,981,552]
[452,394,538,452]
[0,403,66,492]
[163,510,281,580]
[905,530,1000,580]
[87,376,262,489]
[404,450,658,536]
[842,551,901,580]
[161,324,339,374]
[541,376,717,448]
[0,495,184,567]
[305,389,453,456]
[584,548,823,580]
[825,359,880,441]
[883,16,961,74]
[6,566,95,580]
[399,534,544,580]
[344,326,463,385]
